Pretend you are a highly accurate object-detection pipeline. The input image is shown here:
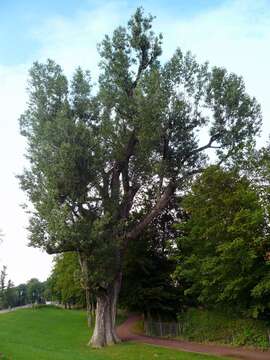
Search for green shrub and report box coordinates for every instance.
[177,308,269,349]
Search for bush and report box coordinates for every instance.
[177,308,270,349]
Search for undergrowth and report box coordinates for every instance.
[177,308,270,350]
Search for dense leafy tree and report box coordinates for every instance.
[5,280,17,308]
[19,8,261,346]
[174,166,270,317]
[239,144,270,316]
[16,283,28,306]
[48,253,85,308]
[120,235,179,319]
[26,278,45,304]
[120,201,183,318]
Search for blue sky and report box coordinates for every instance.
[1,0,86,64]
[1,0,270,285]
[1,0,225,65]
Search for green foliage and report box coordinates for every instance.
[178,308,269,349]
[241,143,270,315]
[0,265,50,309]
[19,8,261,316]
[0,267,19,309]
[0,267,48,309]
[174,166,270,315]
[5,280,17,308]
[16,283,28,306]
[120,235,179,317]
[26,278,45,304]
[120,204,182,318]
[48,252,85,307]
[0,307,228,360]
[0,266,8,309]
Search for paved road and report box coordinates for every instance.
[117,315,270,360]
[0,304,32,315]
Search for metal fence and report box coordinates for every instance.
[144,320,182,337]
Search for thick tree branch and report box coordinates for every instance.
[110,163,121,202]
[110,131,138,202]
[128,48,156,97]
[121,131,138,192]
[126,181,176,241]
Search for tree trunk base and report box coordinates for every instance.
[89,333,121,348]
[89,275,121,348]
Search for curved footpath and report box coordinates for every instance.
[117,315,270,360]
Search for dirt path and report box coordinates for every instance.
[117,315,270,360]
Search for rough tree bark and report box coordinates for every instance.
[90,273,122,348]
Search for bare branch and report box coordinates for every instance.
[188,133,221,158]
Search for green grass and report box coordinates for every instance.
[0,306,228,360]
[178,308,270,350]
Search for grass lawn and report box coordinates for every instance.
[0,307,228,360]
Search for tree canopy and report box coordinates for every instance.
[174,166,270,317]
[19,8,262,347]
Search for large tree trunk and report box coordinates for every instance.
[90,273,121,348]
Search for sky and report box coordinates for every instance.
[1,0,270,285]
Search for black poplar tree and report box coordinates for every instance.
[19,8,261,347]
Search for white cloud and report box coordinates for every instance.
[31,2,132,78]
[0,64,53,285]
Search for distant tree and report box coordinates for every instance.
[44,276,57,303]
[19,8,261,347]
[27,278,45,304]
[174,166,270,317]
[0,266,7,309]
[16,283,28,306]
[48,253,85,309]
[5,280,17,308]
[0,267,17,309]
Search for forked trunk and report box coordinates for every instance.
[90,274,121,348]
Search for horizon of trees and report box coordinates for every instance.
[0,266,47,310]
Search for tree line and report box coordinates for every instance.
[0,268,46,309]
